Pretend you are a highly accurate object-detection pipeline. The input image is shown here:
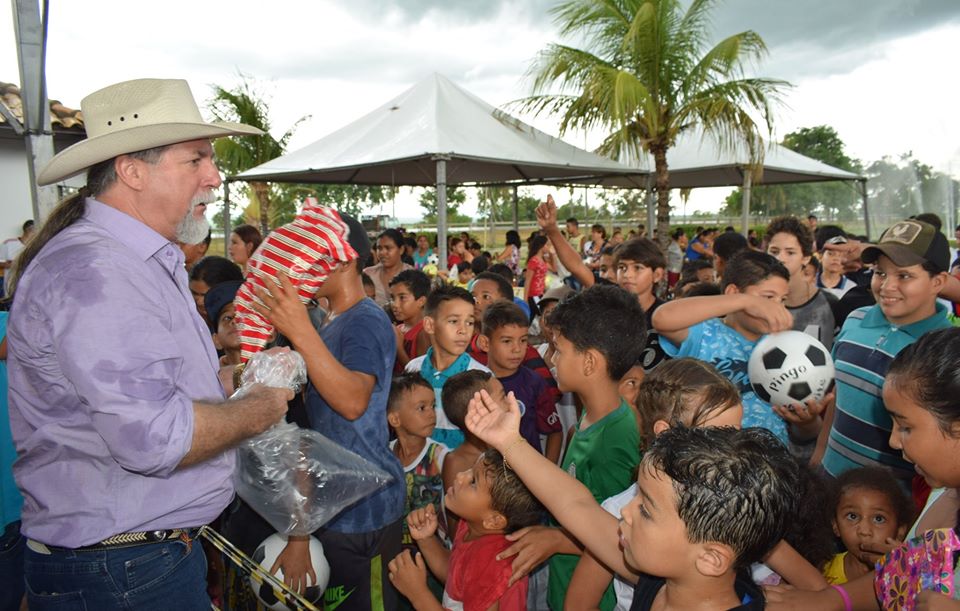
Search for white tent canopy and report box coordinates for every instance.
[235,73,648,186]
[547,130,866,234]
[234,73,649,263]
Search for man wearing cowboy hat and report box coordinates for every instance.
[5,78,292,610]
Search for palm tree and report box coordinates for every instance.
[518,0,789,248]
[207,77,307,234]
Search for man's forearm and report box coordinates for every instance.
[180,388,287,468]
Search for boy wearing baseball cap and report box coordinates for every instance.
[814,219,953,488]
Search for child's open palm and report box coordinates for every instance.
[407,503,439,541]
[466,389,522,451]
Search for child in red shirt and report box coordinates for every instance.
[388,449,543,611]
[390,269,432,373]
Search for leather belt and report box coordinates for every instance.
[32,528,201,553]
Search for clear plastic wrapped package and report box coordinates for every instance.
[233,350,394,535]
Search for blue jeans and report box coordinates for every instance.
[0,521,25,611]
[24,536,210,610]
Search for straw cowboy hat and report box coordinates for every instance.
[37,78,263,186]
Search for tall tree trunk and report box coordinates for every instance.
[253,182,271,236]
[651,144,672,252]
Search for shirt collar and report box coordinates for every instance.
[84,198,171,262]
[861,301,948,336]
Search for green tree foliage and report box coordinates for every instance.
[207,76,307,234]
[419,187,472,224]
[721,125,863,220]
[518,0,788,249]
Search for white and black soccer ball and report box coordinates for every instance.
[250,533,329,611]
[748,331,835,406]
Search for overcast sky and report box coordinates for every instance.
[2,0,959,219]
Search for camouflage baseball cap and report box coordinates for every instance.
[861,219,950,272]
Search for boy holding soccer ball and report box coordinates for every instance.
[813,219,953,489]
[652,251,806,445]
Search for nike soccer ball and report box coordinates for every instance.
[748,331,834,406]
[250,533,329,611]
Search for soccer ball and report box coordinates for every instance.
[250,533,329,611]
[748,331,835,406]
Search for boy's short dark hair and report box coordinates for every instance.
[389,269,431,300]
[613,238,666,271]
[425,284,474,317]
[470,255,490,275]
[679,281,722,298]
[441,370,492,430]
[566,218,579,226]
[481,301,529,336]
[387,372,432,413]
[476,270,514,299]
[832,467,914,529]
[721,251,789,291]
[815,225,847,252]
[713,232,748,261]
[545,284,647,380]
[766,216,814,257]
[189,255,244,285]
[361,272,375,289]
[487,263,515,284]
[644,426,799,569]
[480,449,545,533]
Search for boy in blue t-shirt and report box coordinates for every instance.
[406,284,490,449]
[654,251,803,445]
[254,215,405,611]
[477,301,562,463]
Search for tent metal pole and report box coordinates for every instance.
[741,171,752,235]
[860,178,871,240]
[436,157,448,269]
[645,174,655,236]
[15,0,57,221]
[512,185,519,232]
[223,180,232,256]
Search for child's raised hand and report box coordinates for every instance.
[465,389,522,451]
[535,195,559,231]
[741,294,794,334]
[387,550,429,600]
[406,503,439,541]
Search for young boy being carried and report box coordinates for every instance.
[406,285,490,449]
[387,449,544,611]
[388,372,450,552]
[389,269,431,373]
[506,285,645,611]
[477,301,563,464]
[653,250,807,446]
[464,392,799,611]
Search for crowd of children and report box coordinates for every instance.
[132,203,960,610]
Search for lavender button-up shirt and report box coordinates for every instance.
[7,199,233,548]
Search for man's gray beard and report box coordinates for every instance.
[176,212,211,245]
[176,191,216,244]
